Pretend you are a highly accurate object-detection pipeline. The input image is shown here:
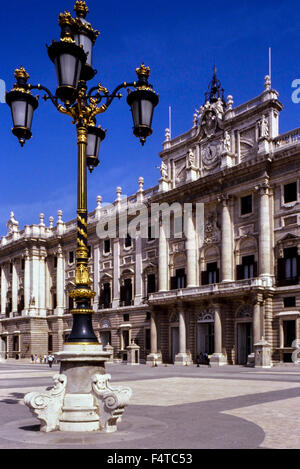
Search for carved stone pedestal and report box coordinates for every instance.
[254,337,272,368]
[174,352,192,366]
[146,352,162,366]
[220,151,235,169]
[210,353,227,367]
[158,177,171,192]
[24,344,132,432]
[186,166,199,182]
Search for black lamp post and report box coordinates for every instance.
[6,0,159,347]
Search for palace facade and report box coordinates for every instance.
[1,72,300,366]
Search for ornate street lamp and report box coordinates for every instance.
[6,1,159,349]
[127,63,159,145]
[86,124,106,172]
[6,67,39,147]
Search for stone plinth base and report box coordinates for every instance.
[246,353,255,367]
[174,352,192,366]
[210,353,227,367]
[158,177,171,192]
[146,352,162,366]
[186,167,199,182]
[254,337,272,368]
[220,151,235,169]
[24,345,132,433]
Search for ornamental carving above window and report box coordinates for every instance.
[197,309,215,322]
[100,319,111,329]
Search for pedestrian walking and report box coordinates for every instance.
[204,352,211,368]
[34,354,38,364]
[48,354,54,368]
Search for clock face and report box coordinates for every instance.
[202,140,221,169]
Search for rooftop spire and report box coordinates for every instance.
[204,65,225,105]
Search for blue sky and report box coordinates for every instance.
[0,0,300,236]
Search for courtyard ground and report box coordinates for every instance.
[0,359,300,449]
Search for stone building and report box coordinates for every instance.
[1,72,300,366]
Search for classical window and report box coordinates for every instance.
[6,297,12,316]
[145,328,151,351]
[123,313,129,322]
[13,335,19,353]
[122,329,130,349]
[284,297,296,308]
[283,320,296,348]
[284,182,297,204]
[147,273,156,294]
[120,278,133,306]
[240,194,252,215]
[21,259,25,270]
[18,295,24,314]
[170,268,186,289]
[277,247,300,286]
[201,262,219,285]
[52,293,57,309]
[48,334,53,352]
[54,256,57,268]
[69,251,74,264]
[99,282,111,308]
[146,311,151,320]
[125,234,132,248]
[104,239,111,254]
[236,255,257,280]
[207,262,219,284]
[148,225,155,241]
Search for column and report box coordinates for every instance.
[30,248,40,314]
[134,235,143,305]
[93,244,100,312]
[179,310,186,354]
[39,250,46,316]
[112,239,120,308]
[1,265,7,315]
[23,250,30,314]
[12,260,18,316]
[158,218,168,291]
[150,312,158,354]
[210,305,227,366]
[279,318,284,349]
[220,195,233,282]
[146,310,162,365]
[253,301,261,345]
[55,245,64,315]
[258,182,271,277]
[185,205,198,287]
[175,309,192,365]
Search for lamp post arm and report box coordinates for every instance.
[28,84,59,108]
[104,81,136,109]
[87,81,137,119]
[29,83,77,121]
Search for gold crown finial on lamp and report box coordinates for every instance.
[14,66,29,81]
[136,63,150,78]
[74,1,89,17]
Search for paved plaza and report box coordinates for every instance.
[0,360,300,449]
